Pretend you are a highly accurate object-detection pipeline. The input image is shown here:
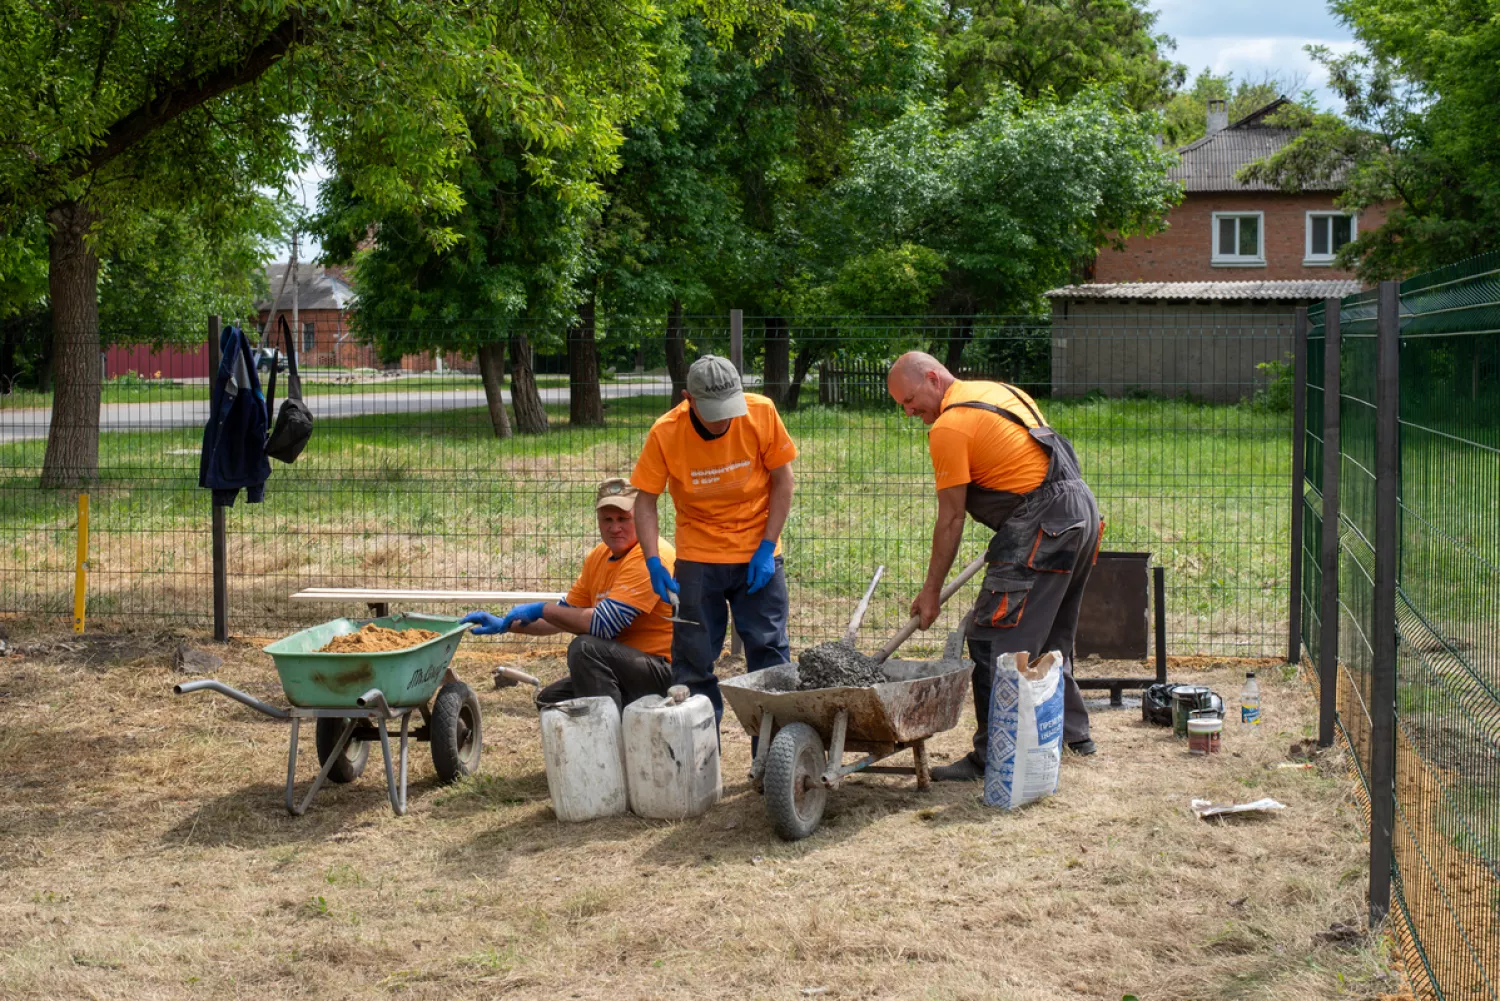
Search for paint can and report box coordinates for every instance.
[1170,685,1213,738]
[1188,713,1223,755]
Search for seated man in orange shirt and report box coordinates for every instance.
[461,478,676,711]
[631,355,797,723]
[888,351,1102,779]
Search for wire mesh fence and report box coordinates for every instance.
[4,311,1296,657]
[1302,254,1500,1001]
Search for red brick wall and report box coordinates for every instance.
[1093,192,1390,283]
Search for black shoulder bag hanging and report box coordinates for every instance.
[264,315,314,463]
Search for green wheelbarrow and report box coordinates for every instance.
[175,613,482,817]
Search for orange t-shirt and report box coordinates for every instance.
[565,540,676,661]
[928,381,1051,495]
[630,394,798,563]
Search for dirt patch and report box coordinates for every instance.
[796,641,886,690]
[317,624,439,654]
[0,633,1404,1001]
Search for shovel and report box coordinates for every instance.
[874,555,987,663]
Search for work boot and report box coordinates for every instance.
[1066,738,1097,757]
[930,754,985,782]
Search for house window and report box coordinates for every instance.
[1211,212,1265,266]
[302,322,316,353]
[1306,212,1356,265]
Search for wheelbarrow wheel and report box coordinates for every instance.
[764,723,827,841]
[315,718,369,784]
[431,681,482,784]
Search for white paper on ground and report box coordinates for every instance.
[1191,797,1287,819]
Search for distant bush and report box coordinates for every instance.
[1251,355,1293,413]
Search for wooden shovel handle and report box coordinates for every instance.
[842,565,885,645]
[874,555,987,663]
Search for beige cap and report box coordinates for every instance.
[594,477,638,512]
[686,355,748,422]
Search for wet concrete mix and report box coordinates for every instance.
[796,641,888,691]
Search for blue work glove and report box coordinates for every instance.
[501,602,548,631]
[746,539,778,594]
[461,610,507,635]
[646,555,679,604]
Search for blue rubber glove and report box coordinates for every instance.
[461,610,507,635]
[746,539,778,594]
[501,602,548,631]
[645,555,679,604]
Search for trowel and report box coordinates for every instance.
[661,593,700,627]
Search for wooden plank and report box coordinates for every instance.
[290,588,565,603]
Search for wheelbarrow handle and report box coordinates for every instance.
[174,679,290,719]
[874,555,987,663]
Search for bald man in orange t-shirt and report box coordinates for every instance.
[889,352,1102,780]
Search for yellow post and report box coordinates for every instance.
[73,492,89,634]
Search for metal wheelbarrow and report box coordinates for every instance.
[721,559,985,840]
[175,613,482,817]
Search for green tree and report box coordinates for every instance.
[1240,23,1500,280]
[0,0,779,484]
[837,87,1179,363]
[938,0,1182,123]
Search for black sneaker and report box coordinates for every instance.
[929,756,985,781]
[1066,739,1097,757]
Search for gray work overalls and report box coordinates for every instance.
[944,386,1102,756]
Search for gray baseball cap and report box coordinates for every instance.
[686,355,748,422]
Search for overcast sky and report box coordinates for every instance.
[271,2,1363,262]
[1153,0,1359,107]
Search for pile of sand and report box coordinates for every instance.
[317,624,439,654]
[797,641,887,691]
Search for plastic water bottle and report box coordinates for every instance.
[1239,672,1261,727]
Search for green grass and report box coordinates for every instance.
[1,394,1295,654]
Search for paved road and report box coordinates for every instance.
[0,378,674,444]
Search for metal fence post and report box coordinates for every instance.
[1318,299,1342,747]
[730,309,744,374]
[208,314,229,643]
[1288,307,1308,664]
[1369,279,1401,925]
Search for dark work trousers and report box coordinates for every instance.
[964,500,1100,762]
[672,557,791,723]
[536,634,673,713]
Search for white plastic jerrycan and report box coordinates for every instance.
[622,685,721,820]
[539,696,628,822]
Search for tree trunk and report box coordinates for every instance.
[665,299,688,405]
[477,340,512,439]
[508,332,549,434]
[942,319,974,374]
[763,316,790,406]
[40,200,102,488]
[568,299,605,427]
[783,342,824,411]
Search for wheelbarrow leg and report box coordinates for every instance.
[820,709,850,789]
[749,710,775,789]
[287,717,358,816]
[376,715,411,817]
[913,739,931,791]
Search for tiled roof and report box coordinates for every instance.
[1045,280,1365,302]
[1170,98,1346,193]
[255,263,355,312]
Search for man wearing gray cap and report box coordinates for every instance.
[631,355,798,721]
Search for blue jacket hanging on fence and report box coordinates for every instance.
[199,325,271,506]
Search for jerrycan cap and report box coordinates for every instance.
[667,685,690,704]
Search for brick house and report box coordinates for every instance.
[1046,98,1378,401]
[254,264,472,373]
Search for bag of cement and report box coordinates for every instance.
[984,650,1065,809]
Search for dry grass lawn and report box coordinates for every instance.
[0,632,1405,1000]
